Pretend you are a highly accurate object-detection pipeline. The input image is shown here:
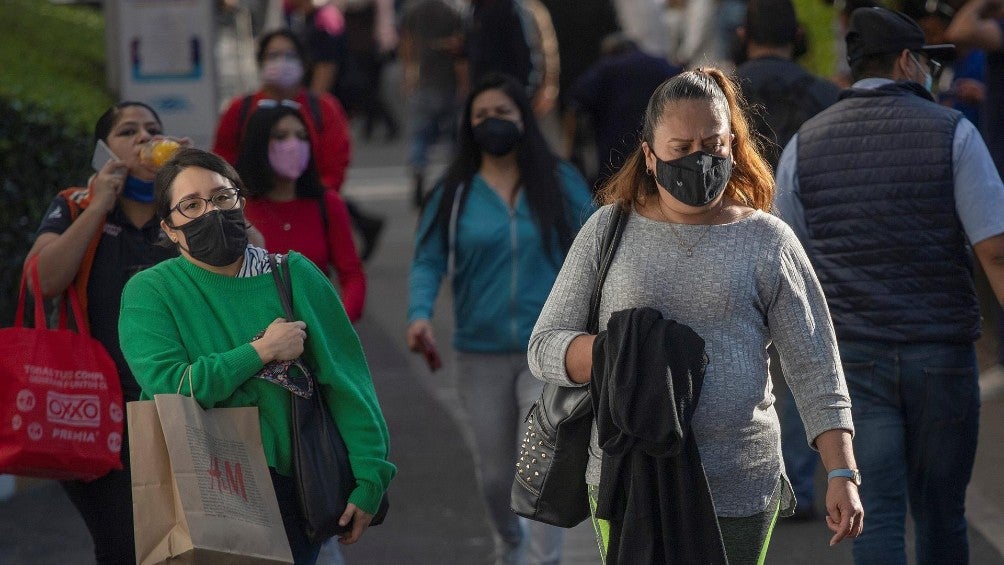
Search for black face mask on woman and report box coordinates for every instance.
[472,117,522,156]
[654,150,733,207]
[175,208,248,267]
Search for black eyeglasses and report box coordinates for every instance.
[170,187,241,220]
[257,99,301,111]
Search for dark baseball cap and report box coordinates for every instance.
[846,6,955,65]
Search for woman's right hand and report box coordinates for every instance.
[406,319,435,354]
[251,318,307,364]
[336,502,373,545]
[91,159,129,214]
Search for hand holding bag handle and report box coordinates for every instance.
[511,205,628,527]
[267,254,388,544]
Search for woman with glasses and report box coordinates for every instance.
[118,148,395,564]
[235,103,366,321]
[24,101,187,564]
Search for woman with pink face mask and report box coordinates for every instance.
[213,29,352,195]
[236,104,366,322]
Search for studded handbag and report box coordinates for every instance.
[510,205,627,527]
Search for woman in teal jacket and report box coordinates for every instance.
[406,73,594,565]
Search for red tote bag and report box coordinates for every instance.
[0,257,124,481]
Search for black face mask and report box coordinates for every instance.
[175,208,248,267]
[654,150,732,207]
[472,117,522,156]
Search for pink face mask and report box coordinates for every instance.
[261,58,304,90]
[268,138,311,180]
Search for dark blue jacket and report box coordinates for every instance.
[796,81,978,343]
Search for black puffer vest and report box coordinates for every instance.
[796,81,978,343]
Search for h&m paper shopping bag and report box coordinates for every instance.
[128,393,293,564]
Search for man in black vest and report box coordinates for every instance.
[774,7,1004,565]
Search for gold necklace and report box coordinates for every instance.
[658,201,727,258]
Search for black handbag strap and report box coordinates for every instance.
[586,205,627,334]
[268,255,318,399]
[268,254,295,320]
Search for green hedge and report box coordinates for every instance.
[0,96,93,325]
[0,0,111,325]
[0,0,112,133]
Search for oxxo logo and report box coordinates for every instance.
[16,389,35,413]
[46,392,101,428]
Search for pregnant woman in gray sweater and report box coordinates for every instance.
[528,68,864,564]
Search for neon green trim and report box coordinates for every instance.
[756,499,782,565]
[587,485,610,563]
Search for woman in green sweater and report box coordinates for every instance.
[118,148,394,564]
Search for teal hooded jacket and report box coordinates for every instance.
[408,161,596,352]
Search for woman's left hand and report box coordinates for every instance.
[824,478,864,546]
[336,502,373,545]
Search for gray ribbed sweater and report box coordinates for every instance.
[528,204,854,517]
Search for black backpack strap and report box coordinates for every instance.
[306,92,324,134]
[586,205,627,334]
[237,94,254,140]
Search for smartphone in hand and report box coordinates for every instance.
[91,139,120,171]
[419,333,442,372]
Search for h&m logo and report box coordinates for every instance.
[207,456,247,501]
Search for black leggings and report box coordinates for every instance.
[270,468,323,564]
[61,466,136,565]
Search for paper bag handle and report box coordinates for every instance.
[176,366,194,396]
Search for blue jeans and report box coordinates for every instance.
[407,89,458,172]
[455,351,564,565]
[840,340,980,565]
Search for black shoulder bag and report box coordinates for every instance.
[510,205,627,527]
[269,254,389,544]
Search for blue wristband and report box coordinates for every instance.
[827,468,861,486]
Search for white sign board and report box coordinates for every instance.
[116,0,218,149]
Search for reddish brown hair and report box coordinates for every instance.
[596,67,774,212]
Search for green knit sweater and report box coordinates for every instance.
[119,252,394,514]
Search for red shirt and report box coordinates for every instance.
[212,88,352,192]
[243,191,365,321]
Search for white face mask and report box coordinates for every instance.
[910,53,934,92]
[261,58,304,90]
